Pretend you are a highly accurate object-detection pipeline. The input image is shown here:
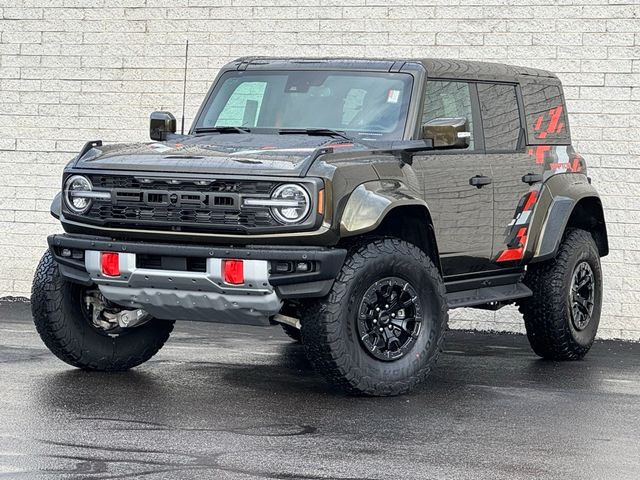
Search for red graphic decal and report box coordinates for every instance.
[571,158,581,172]
[523,191,538,212]
[533,105,564,140]
[534,145,551,164]
[534,115,544,131]
[548,152,583,173]
[496,227,528,262]
[547,106,563,134]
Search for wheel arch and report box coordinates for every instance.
[531,190,608,263]
[339,181,441,273]
[567,196,608,256]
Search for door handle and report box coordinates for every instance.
[469,175,492,188]
[522,173,543,185]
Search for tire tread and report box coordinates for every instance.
[301,238,448,396]
[31,250,173,371]
[519,228,600,360]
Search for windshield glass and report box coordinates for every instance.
[195,70,413,140]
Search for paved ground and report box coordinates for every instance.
[0,301,639,480]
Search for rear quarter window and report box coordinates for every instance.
[521,81,570,145]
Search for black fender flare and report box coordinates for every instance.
[529,175,608,263]
[50,192,62,219]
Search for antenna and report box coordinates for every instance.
[180,40,189,135]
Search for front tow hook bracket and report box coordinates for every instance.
[272,314,301,330]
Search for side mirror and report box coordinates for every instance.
[150,111,176,141]
[422,117,470,149]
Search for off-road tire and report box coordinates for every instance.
[280,323,302,342]
[301,238,448,396]
[31,250,174,371]
[519,228,602,360]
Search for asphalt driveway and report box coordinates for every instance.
[0,300,638,479]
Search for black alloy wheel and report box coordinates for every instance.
[357,277,422,361]
[570,261,595,331]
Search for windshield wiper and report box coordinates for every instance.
[193,126,251,135]
[277,128,354,143]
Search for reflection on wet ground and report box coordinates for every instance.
[1,301,639,479]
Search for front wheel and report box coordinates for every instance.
[31,250,174,371]
[301,239,448,396]
[519,228,603,360]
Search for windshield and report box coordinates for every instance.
[195,70,413,140]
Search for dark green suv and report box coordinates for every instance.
[32,58,608,396]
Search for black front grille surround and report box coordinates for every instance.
[62,173,322,234]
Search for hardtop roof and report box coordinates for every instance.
[226,57,559,83]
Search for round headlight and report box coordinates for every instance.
[64,175,93,214]
[271,184,311,224]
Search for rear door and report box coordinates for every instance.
[475,82,537,264]
[412,80,494,278]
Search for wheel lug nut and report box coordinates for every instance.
[376,307,380,312]
[379,327,383,332]
[391,313,396,317]
[388,325,393,329]
[373,319,377,324]
[385,304,389,308]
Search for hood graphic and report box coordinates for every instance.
[74,133,367,177]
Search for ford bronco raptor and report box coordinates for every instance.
[32,58,608,396]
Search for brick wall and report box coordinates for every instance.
[0,0,638,339]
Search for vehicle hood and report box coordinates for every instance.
[74,133,369,177]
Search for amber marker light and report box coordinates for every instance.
[317,189,325,215]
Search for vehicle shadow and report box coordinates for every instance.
[30,331,624,418]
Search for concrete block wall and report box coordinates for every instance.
[0,0,638,339]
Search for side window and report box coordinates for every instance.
[422,81,474,149]
[215,81,267,127]
[520,82,570,145]
[477,83,522,151]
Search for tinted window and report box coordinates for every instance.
[422,81,474,149]
[520,81,570,144]
[477,83,522,151]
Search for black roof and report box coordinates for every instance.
[419,58,556,82]
[226,57,558,83]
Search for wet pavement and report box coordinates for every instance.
[0,300,639,479]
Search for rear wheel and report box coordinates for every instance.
[301,238,448,396]
[519,228,602,360]
[31,250,174,371]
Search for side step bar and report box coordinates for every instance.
[446,282,532,309]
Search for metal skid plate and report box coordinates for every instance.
[85,251,281,325]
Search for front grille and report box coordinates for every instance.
[79,175,283,233]
[90,175,275,195]
[89,204,276,227]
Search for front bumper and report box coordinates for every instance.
[48,234,346,325]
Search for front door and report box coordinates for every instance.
[413,80,494,279]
